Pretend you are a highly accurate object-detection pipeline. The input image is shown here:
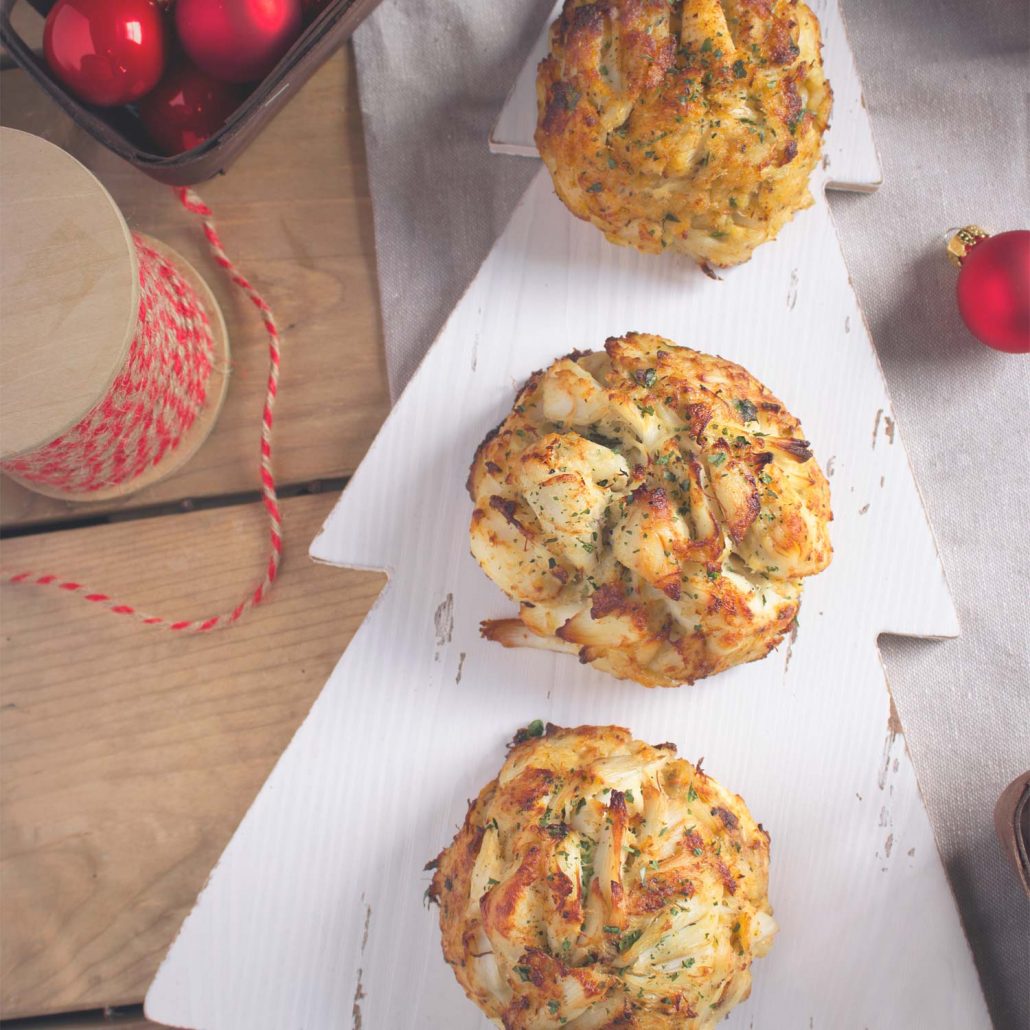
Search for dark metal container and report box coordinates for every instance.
[0,0,382,185]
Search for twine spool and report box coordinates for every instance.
[0,128,230,500]
[1,130,285,633]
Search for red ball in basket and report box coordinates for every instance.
[43,0,167,106]
[175,0,303,84]
[140,61,243,155]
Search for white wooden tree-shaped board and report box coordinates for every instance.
[147,3,990,1027]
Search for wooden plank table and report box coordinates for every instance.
[0,41,388,1025]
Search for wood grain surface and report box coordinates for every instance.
[0,493,385,1018]
[0,129,137,460]
[0,45,388,527]
[0,37,390,1024]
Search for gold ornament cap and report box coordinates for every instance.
[947,225,990,267]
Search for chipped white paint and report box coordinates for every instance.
[146,5,986,1028]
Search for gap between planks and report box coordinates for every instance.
[0,1003,154,1030]
[0,477,350,541]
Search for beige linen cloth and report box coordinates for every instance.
[352,2,1030,1024]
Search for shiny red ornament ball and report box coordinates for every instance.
[175,0,303,84]
[139,60,243,155]
[956,230,1030,354]
[44,0,168,106]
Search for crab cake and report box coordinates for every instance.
[468,333,831,687]
[429,724,776,1028]
[536,0,832,268]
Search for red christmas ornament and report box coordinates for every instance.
[43,0,167,107]
[139,60,243,155]
[175,0,303,84]
[948,227,1030,354]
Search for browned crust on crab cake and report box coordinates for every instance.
[468,333,831,688]
[535,0,832,267]
[429,724,777,1028]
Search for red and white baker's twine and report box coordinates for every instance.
[0,188,284,632]
[3,233,214,493]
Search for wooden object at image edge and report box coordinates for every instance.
[0,45,388,528]
[0,41,390,1023]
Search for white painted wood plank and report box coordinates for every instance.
[490,0,883,191]
[146,168,983,1028]
[146,6,983,1027]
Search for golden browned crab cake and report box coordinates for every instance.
[428,723,777,1029]
[535,0,832,268]
[468,333,831,688]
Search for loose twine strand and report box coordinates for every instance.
[0,187,284,632]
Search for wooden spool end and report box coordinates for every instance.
[0,128,229,502]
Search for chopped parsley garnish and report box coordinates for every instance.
[732,59,747,78]
[735,398,758,423]
[516,719,544,742]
